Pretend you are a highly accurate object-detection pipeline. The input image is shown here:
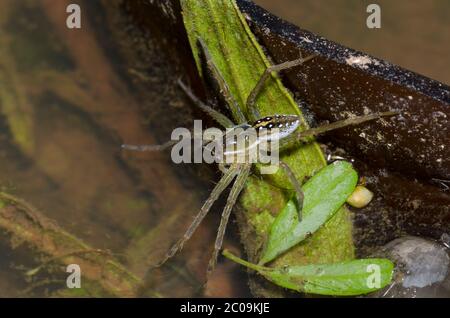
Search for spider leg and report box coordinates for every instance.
[197,38,247,125]
[279,160,304,222]
[246,52,316,122]
[155,164,240,267]
[279,111,399,150]
[123,79,234,152]
[122,139,179,152]
[178,79,235,129]
[121,129,209,152]
[206,164,251,279]
[298,111,398,140]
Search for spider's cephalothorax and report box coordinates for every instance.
[253,114,300,131]
[216,115,300,165]
[122,38,398,279]
[253,114,300,140]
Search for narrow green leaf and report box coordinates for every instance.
[260,161,358,264]
[224,250,394,296]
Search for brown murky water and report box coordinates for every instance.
[0,0,250,297]
[0,0,447,297]
[254,0,450,85]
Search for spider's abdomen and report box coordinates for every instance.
[253,114,300,140]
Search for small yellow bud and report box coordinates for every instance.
[347,185,374,208]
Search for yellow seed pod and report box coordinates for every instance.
[347,185,374,208]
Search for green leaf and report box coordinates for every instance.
[224,250,394,296]
[260,161,358,264]
[267,259,394,296]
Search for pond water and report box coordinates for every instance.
[254,0,450,85]
[0,0,252,297]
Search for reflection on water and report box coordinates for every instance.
[254,0,450,85]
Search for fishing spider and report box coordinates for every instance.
[124,39,396,278]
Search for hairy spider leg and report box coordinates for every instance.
[121,128,211,152]
[178,79,235,128]
[156,164,240,267]
[198,38,247,125]
[246,52,316,122]
[206,163,251,279]
[121,79,234,151]
[122,139,180,152]
[279,160,304,221]
[279,111,398,150]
